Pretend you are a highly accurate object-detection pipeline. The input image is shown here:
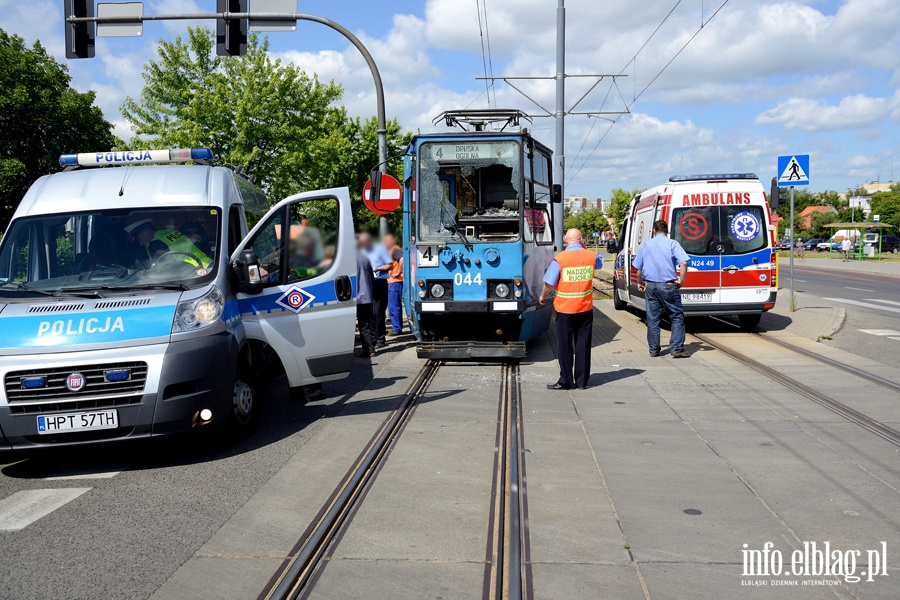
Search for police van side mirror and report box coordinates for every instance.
[233,249,263,295]
[551,184,562,204]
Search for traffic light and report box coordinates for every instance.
[217,0,248,56]
[64,0,95,59]
[769,177,789,209]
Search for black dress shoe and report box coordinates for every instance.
[546,383,572,390]
[577,386,588,390]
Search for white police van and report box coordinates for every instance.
[0,149,356,451]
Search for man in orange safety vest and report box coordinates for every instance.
[539,229,604,390]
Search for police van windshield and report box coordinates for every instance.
[0,208,220,298]
[670,205,769,256]
[418,140,521,243]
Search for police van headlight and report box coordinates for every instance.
[173,286,224,333]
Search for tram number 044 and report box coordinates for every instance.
[454,273,483,286]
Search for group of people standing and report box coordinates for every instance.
[541,221,690,390]
[355,232,404,357]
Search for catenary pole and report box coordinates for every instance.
[554,0,565,245]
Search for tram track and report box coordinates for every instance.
[708,316,900,394]
[692,331,900,448]
[260,359,531,600]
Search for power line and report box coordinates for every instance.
[475,0,492,110]
[482,0,498,108]
[567,0,683,181]
[568,0,731,187]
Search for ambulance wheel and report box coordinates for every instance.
[613,289,627,311]
[739,314,761,331]
[229,374,258,435]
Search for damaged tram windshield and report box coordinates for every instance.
[418,141,521,243]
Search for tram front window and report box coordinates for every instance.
[418,141,522,243]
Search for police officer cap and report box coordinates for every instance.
[125,218,154,236]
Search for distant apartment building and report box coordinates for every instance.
[564,195,605,214]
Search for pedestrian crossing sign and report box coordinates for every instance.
[777,154,809,186]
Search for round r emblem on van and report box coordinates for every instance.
[66,373,86,392]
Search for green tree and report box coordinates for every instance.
[564,208,609,242]
[607,188,644,226]
[0,29,117,228]
[807,210,841,238]
[121,27,409,231]
[870,191,900,230]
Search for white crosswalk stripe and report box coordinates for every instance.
[0,488,91,531]
[867,298,900,307]
[824,298,900,314]
[858,329,900,336]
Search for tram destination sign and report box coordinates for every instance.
[427,142,518,161]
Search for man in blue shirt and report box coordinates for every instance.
[359,232,392,347]
[633,220,690,358]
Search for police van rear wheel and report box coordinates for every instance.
[613,288,627,311]
[739,314,761,331]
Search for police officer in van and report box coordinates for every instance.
[540,229,604,390]
[125,218,212,270]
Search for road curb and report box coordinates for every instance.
[823,306,846,338]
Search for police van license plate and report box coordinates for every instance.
[682,292,713,303]
[37,410,118,435]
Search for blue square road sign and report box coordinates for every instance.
[777,154,809,186]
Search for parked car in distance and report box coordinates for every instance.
[776,238,792,251]
[863,234,900,253]
[802,238,824,251]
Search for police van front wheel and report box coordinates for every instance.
[229,375,258,435]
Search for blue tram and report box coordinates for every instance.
[400,110,563,359]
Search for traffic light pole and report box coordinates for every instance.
[66,7,390,234]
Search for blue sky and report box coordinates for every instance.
[4,0,899,199]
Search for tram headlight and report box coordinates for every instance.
[430,283,446,298]
[494,283,510,299]
[418,290,426,298]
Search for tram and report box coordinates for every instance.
[399,110,563,359]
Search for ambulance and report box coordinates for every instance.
[0,149,357,451]
[612,173,777,330]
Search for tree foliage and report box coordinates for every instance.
[870,191,900,231]
[564,208,609,242]
[607,188,644,228]
[122,27,410,231]
[0,29,117,228]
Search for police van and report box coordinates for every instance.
[0,149,356,451]
[613,173,777,330]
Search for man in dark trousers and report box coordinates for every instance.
[356,237,377,357]
[359,232,392,347]
[540,229,604,390]
[633,219,690,358]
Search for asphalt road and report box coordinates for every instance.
[0,342,403,600]
[787,264,900,368]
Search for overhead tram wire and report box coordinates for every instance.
[566,0,684,183]
[482,0,498,109]
[476,0,493,115]
[568,0,731,188]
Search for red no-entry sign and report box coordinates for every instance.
[363,174,402,215]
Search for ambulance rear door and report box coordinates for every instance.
[233,188,356,387]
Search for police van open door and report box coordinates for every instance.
[232,188,356,388]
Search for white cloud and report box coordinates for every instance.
[755,92,900,131]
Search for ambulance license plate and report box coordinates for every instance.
[36,410,118,435]
[682,293,713,303]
